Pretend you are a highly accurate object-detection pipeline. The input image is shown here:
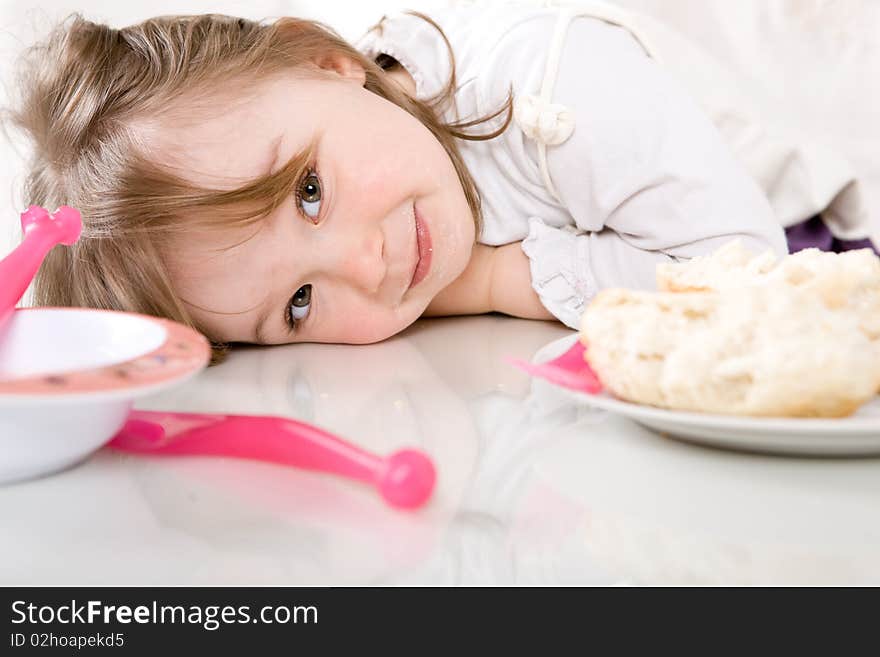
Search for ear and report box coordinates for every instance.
[312,52,367,85]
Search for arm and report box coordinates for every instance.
[491,18,790,330]
[422,242,556,321]
[545,18,788,258]
[487,242,556,320]
[422,243,493,317]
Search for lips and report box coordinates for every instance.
[409,204,432,289]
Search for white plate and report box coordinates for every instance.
[536,335,880,457]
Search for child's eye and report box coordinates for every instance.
[287,284,312,330]
[296,170,322,220]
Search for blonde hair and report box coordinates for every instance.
[8,11,512,362]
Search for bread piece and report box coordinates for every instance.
[658,240,880,385]
[658,241,880,334]
[656,240,778,293]
[581,285,880,418]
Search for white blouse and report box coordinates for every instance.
[357,1,793,328]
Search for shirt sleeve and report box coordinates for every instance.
[519,17,789,327]
[521,218,678,328]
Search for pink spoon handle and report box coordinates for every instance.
[506,340,602,394]
[108,410,436,510]
[0,206,82,326]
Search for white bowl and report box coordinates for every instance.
[0,307,210,483]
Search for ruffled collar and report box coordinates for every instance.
[355,11,454,102]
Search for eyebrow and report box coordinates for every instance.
[246,135,283,346]
[253,303,272,345]
[262,134,283,176]
[242,136,322,345]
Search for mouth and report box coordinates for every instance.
[408,203,432,290]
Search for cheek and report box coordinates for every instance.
[345,137,414,200]
[336,105,432,189]
[323,305,419,344]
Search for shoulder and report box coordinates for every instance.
[355,3,560,102]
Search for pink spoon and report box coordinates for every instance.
[108,410,437,510]
[506,340,603,394]
[0,206,82,328]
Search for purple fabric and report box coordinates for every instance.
[785,214,879,255]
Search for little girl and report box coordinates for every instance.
[10,1,871,361]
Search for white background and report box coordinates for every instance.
[2,0,879,260]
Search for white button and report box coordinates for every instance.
[513,93,575,146]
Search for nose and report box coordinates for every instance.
[322,228,386,294]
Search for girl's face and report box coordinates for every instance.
[161,57,475,345]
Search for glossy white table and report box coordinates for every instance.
[2,315,879,585]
